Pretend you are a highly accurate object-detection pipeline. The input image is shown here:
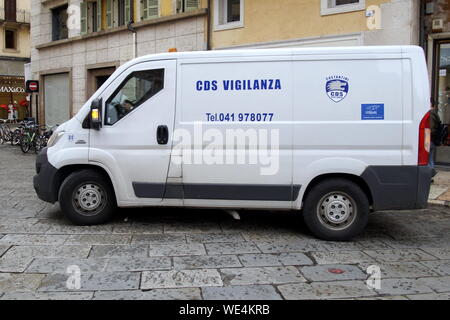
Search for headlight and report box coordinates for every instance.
[47,131,65,148]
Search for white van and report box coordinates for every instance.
[34,46,432,240]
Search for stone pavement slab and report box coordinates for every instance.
[0,273,46,292]
[415,276,450,293]
[220,266,305,286]
[65,234,132,245]
[26,258,109,273]
[419,260,450,276]
[173,255,242,270]
[300,264,367,282]
[363,249,437,262]
[0,291,94,300]
[186,233,245,243]
[202,285,282,300]
[0,245,9,256]
[407,292,450,300]
[205,242,260,255]
[149,243,206,256]
[0,234,68,245]
[310,250,374,265]
[278,280,377,300]
[111,222,164,234]
[89,245,148,258]
[93,288,202,300]
[375,278,434,296]
[238,252,313,267]
[359,261,439,278]
[38,272,141,292]
[105,256,172,272]
[131,234,186,244]
[421,248,450,259]
[141,269,223,289]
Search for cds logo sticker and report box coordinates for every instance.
[326,76,349,103]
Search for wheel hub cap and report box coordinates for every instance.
[74,184,103,212]
[317,192,356,230]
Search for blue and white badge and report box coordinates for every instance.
[361,104,384,120]
[326,75,349,103]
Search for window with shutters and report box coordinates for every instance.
[214,0,243,31]
[80,1,102,34]
[141,0,159,21]
[103,0,132,28]
[320,0,365,16]
[176,0,199,14]
[52,5,68,41]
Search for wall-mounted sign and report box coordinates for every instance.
[26,80,39,93]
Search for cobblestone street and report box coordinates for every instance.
[0,144,449,300]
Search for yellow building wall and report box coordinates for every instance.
[211,0,391,48]
[0,26,30,59]
[0,0,30,59]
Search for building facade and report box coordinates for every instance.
[30,0,207,126]
[209,0,420,49]
[0,0,30,120]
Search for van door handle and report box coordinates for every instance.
[157,125,169,145]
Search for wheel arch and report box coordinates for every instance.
[301,173,373,209]
[55,164,117,204]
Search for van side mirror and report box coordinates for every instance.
[90,98,102,130]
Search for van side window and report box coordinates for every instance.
[105,69,164,125]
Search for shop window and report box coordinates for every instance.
[4,29,16,50]
[52,5,69,41]
[321,0,365,16]
[214,0,244,31]
[176,0,199,13]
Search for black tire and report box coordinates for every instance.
[58,169,116,225]
[302,178,369,241]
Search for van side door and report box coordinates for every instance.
[89,60,176,204]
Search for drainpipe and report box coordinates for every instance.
[127,0,137,58]
[207,0,212,50]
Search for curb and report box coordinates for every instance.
[428,199,450,208]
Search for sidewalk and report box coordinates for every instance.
[429,169,450,207]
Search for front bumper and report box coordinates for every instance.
[361,165,433,211]
[33,148,59,204]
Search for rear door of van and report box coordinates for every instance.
[89,60,177,204]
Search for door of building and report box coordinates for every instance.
[44,73,70,126]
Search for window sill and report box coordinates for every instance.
[321,3,365,16]
[214,21,244,31]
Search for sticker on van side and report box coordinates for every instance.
[326,75,349,103]
[361,104,384,120]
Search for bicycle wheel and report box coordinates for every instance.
[12,130,21,146]
[34,136,44,154]
[20,134,31,153]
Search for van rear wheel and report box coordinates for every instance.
[59,169,116,225]
[302,178,369,241]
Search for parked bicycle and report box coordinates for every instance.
[20,123,57,154]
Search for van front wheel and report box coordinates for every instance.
[302,179,369,241]
[59,169,116,225]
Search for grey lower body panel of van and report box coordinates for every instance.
[360,165,432,211]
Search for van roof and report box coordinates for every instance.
[125,45,422,66]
